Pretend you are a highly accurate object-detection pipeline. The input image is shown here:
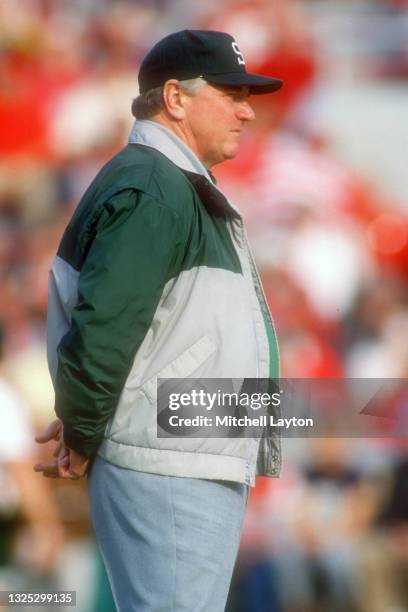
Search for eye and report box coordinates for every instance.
[226,91,240,101]
[227,88,250,102]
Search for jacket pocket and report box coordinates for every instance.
[142,335,217,403]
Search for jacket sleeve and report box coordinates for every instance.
[54,188,184,457]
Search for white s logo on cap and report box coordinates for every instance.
[231,42,245,66]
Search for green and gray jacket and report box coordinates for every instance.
[47,120,280,486]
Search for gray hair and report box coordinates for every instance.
[131,77,206,120]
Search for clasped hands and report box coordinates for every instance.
[34,419,89,480]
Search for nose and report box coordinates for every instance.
[237,100,255,122]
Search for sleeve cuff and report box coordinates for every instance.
[63,428,104,458]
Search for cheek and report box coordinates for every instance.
[208,112,233,145]
[191,105,217,138]
[196,117,223,150]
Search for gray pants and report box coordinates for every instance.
[88,456,248,611]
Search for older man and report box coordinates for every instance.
[36,30,282,611]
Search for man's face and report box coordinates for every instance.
[182,82,255,168]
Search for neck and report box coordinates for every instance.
[150,113,208,168]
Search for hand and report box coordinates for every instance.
[34,419,90,479]
[35,418,64,456]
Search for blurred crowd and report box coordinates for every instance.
[0,0,407,611]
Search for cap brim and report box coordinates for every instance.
[204,72,283,95]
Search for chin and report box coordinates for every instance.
[223,145,240,161]
[208,145,240,167]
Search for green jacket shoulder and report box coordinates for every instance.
[86,144,196,211]
[58,144,197,270]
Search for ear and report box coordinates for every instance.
[162,80,188,121]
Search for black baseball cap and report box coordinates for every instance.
[138,30,283,95]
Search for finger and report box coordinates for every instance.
[33,459,62,473]
[35,420,63,444]
[34,463,60,478]
[33,448,83,480]
[44,468,78,480]
[58,446,69,460]
[64,462,83,479]
[34,455,70,478]
[57,456,80,479]
[35,423,59,444]
[70,459,90,477]
[69,454,90,478]
[52,441,64,458]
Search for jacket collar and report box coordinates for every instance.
[129,120,212,180]
[128,120,241,218]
